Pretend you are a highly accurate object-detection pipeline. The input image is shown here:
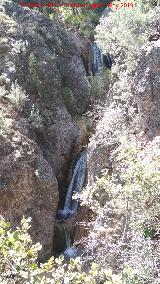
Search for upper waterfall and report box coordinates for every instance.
[90,42,112,76]
[90,42,103,76]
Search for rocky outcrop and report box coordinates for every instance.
[134,39,160,139]
[2,1,90,114]
[0,1,90,259]
[0,126,58,260]
[83,21,160,270]
[87,28,160,186]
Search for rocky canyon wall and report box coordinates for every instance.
[0,1,90,259]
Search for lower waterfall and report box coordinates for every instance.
[57,151,87,220]
[64,226,71,249]
[55,151,87,258]
[63,226,78,260]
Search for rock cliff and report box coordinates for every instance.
[135,39,160,139]
[88,25,160,186]
[0,1,90,259]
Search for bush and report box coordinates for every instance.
[89,68,111,98]
[6,80,28,110]
[80,135,160,282]
[28,52,37,71]
[1,216,158,283]
[0,110,12,135]
[0,217,105,284]
[29,105,43,129]
[62,87,76,115]
[95,0,160,71]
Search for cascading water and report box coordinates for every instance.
[63,225,78,260]
[57,151,87,220]
[90,42,103,76]
[90,42,112,76]
[55,151,87,259]
[64,226,71,249]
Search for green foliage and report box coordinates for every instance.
[82,136,160,224]
[95,0,160,71]
[65,12,87,29]
[46,3,101,37]
[0,110,12,135]
[6,80,28,110]
[80,136,160,281]
[0,217,105,284]
[1,216,154,284]
[84,117,93,136]
[29,105,43,129]
[74,114,93,142]
[89,68,111,98]
[28,53,37,71]
[28,53,40,90]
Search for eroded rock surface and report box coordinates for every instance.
[0,128,58,259]
[0,1,90,258]
[134,39,160,139]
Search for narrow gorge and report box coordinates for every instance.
[0,0,109,261]
[1,0,160,283]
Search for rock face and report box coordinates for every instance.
[0,129,59,259]
[84,21,160,269]
[0,1,90,259]
[134,39,160,139]
[88,33,160,186]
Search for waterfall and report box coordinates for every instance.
[57,151,87,220]
[64,151,87,213]
[90,42,104,76]
[64,226,71,249]
[90,42,112,75]
[64,226,78,259]
[56,152,87,259]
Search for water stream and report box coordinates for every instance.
[64,226,71,249]
[64,226,78,260]
[55,151,87,258]
[55,43,112,257]
[57,151,87,220]
[90,42,112,75]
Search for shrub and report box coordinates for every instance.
[0,86,7,99]
[0,110,12,135]
[80,135,160,282]
[65,12,87,29]
[12,40,27,54]
[74,114,93,142]
[28,52,37,71]
[1,216,157,283]
[95,0,160,71]
[0,216,105,284]
[29,105,43,129]
[89,68,111,98]
[6,80,28,110]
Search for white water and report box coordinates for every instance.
[65,226,71,249]
[58,151,87,220]
[64,226,78,259]
[56,152,87,259]
[63,246,78,260]
[90,42,112,75]
[90,42,104,75]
